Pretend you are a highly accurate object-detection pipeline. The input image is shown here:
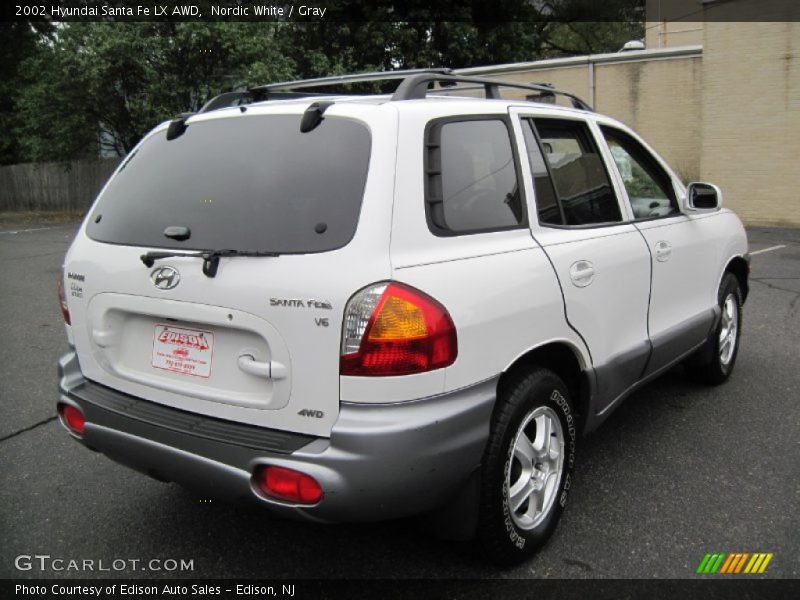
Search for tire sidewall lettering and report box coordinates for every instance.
[550,389,577,470]
[502,385,576,549]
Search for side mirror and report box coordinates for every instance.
[686,182,723,211]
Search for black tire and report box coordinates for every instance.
[477,368,577,566]
[688,272,743,385]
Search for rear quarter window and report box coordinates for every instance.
[87,115,371,254]
[424,117,526,235]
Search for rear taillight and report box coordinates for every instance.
[340,282,457,376]
[255,466,322,504]
[57,276,71,325]
[58,403,85,436]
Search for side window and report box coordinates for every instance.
[600,126,679,219]
[521,120,562,225]
[425,118,525,235]
[532,118,622,226]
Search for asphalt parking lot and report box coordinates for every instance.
[0,221,797,580]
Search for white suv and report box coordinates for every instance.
[56,70,749,565]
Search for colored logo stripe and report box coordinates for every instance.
[745,553,773,574]
[697,552,773,574]
[719,553,749,573]
[697,553,726,573]
[719,553,736,573]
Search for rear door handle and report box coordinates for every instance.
[569,260,595,287]
[237,354,287,380]
[654,240,672,262]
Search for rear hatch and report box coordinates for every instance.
[63,104,395,437]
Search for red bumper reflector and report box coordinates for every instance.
[59,404,85,436]
[256,466,322,504]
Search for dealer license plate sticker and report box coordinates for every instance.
[151,324,214,378]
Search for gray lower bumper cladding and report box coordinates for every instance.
[58,352,496,523]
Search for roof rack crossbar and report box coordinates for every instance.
[253,68,454,93]
[392,73,592,110]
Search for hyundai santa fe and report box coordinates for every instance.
[56,69,749,565]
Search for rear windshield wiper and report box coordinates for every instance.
[141,248,280,278]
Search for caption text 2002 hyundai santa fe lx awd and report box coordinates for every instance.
[56,70,748,565]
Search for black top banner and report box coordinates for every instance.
[2,0,799,23]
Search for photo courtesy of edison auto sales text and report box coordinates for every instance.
[15,584,296,597]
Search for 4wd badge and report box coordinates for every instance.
[298,409,324,418]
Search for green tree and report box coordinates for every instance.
[0,21,54,164]
[14,22,294,161]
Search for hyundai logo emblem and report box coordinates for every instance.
[151,266,180,290]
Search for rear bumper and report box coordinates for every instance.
[58,351,496,522]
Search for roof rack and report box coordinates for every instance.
[196,68,592,115]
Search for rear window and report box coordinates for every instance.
[87,115,371,254]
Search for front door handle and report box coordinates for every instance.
[569,260,595,287]
[654,240,672,262]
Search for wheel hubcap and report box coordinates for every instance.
[719,294,738,366]
[506,405,565,530]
